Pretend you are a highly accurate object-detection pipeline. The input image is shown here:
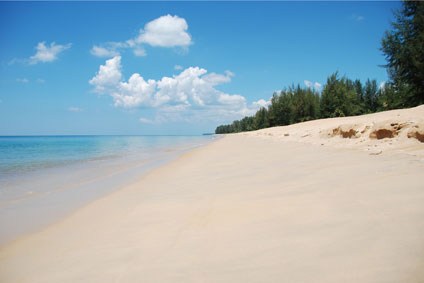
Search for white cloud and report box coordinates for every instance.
[218,93,245,106]
[304,80,322,91]
[304,80,313,88]
[90,56,260,123]
[89,56,123,93]
[379,81,386,90]
[91,15,192,58]
[135,14,192,48]
[68,107,83,112]
[252,99,271,109]
[90,45,120,58]
[16,78,29,84]
[174,65,183,70]
[203,71,234,86]
[133,48,146,57]
[314,82,322,90]
[114,73,157,108]
[29,42,71,64]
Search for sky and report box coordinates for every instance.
[0,1,401,135]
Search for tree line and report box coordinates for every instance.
[216,75,394,134]
[215,1,423,134]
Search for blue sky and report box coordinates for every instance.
[0,1,400,135]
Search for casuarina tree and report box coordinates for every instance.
[381,1,424,106]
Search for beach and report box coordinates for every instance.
[1,106,424,282]
[0,136,214,245]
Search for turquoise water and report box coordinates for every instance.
[0,135,214,244]
[0,135,211,178]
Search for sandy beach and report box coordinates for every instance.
[1,106,424,283]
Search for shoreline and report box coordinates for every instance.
[1,108,423,282]
[0,136,216,246]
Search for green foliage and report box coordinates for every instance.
[377,82,414,110]
[267,86,320,127]
[268,91,293,126]
[363,79,379,113]
[254,107,270,130]
[240,116,256,131]
[354,79,364,107]
[381,1,424,106]
[320,73,362,118]
[290,86,321,123]
[214,72,389,134]
[215,83,321,134]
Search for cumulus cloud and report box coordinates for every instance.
[89,56,123,93]
[174,65,183,70]
[91,15,192,58]
[90,56,262,123]
[29,42,71,64]
[134,14,192,47]
[203,71,234,86]
[379,81,386,90]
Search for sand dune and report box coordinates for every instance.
[245,105,424,157]
[0,106,423,282]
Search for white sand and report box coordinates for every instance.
[246,105,424,157]
[1,106,423,282]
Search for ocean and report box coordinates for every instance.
[0,135,215,244]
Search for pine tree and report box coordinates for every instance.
[381,1,424,106]
[364,79,379,113]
